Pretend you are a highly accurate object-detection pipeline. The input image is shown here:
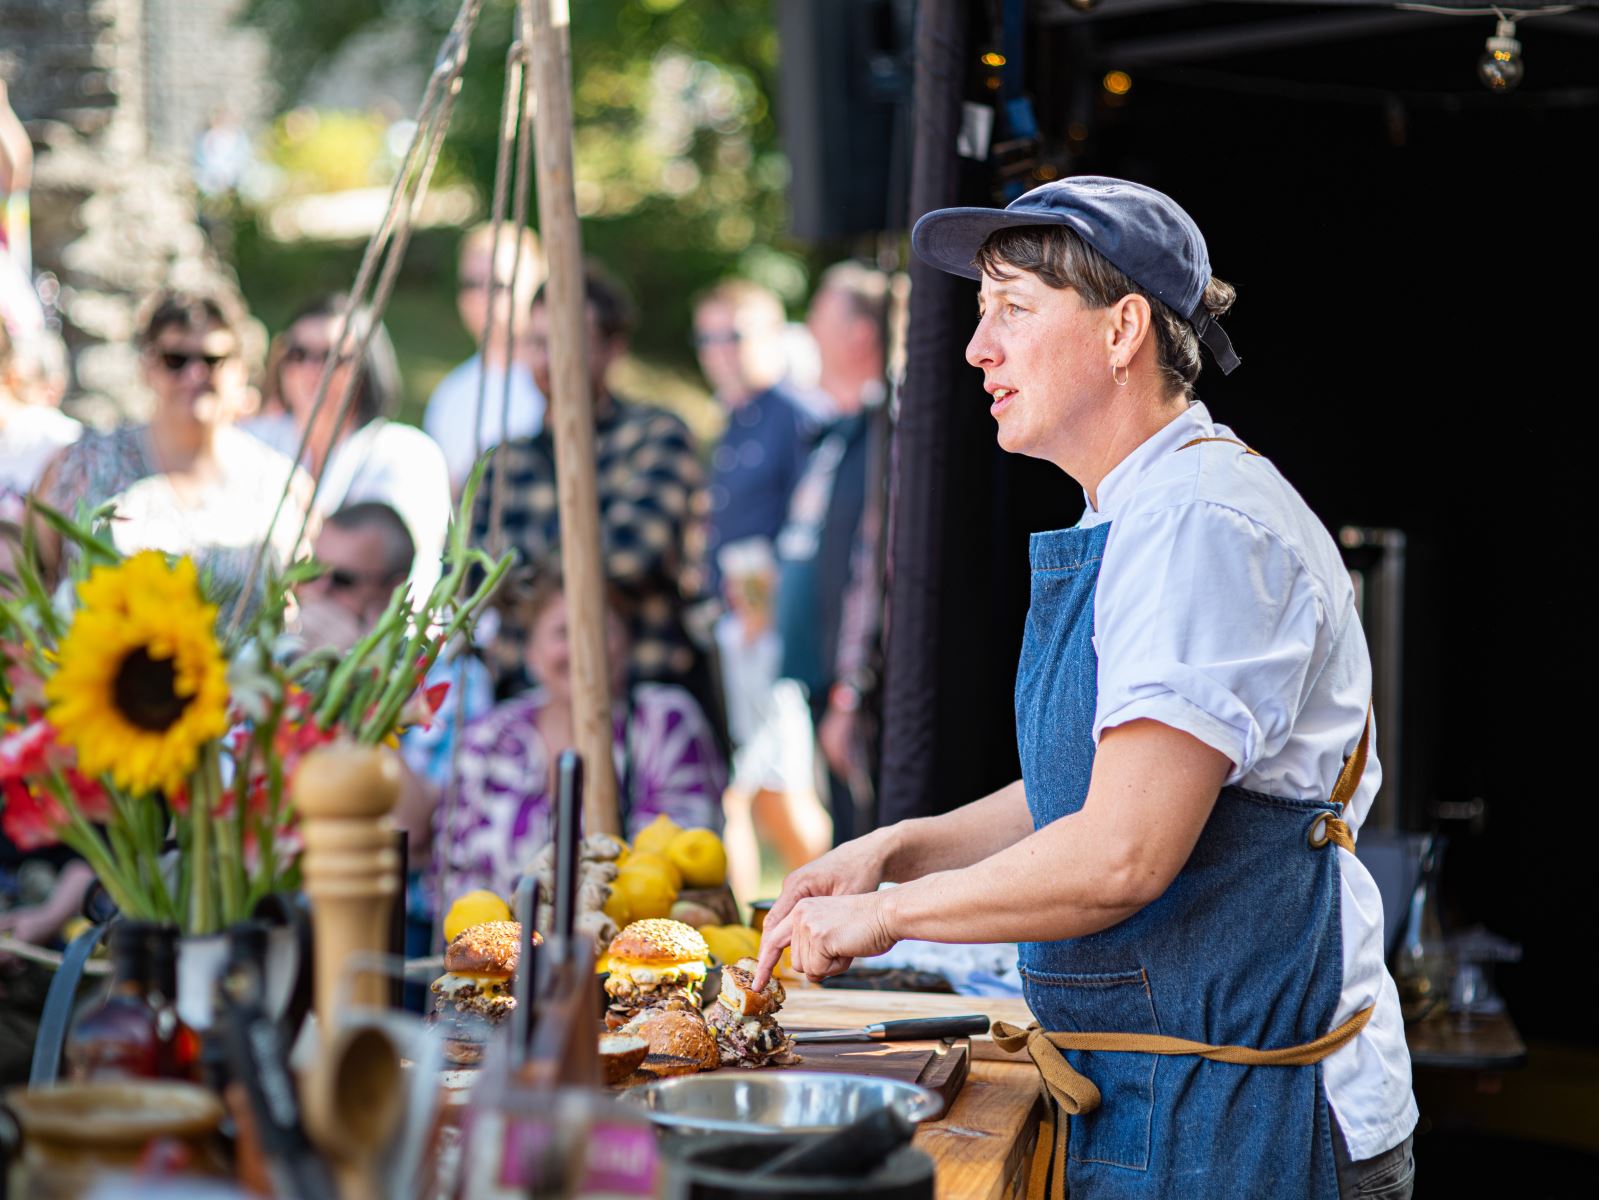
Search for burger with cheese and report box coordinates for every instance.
[706,956,800,1068]
[601,918,710,1030]
[430,920,537,1065]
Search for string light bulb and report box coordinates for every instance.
[1477,19,1524,93]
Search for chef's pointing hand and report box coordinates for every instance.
[759,831,896,934]
[752,891,898,990]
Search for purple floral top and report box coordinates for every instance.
[433,683,726,903]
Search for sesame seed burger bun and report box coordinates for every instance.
[625,1009,719,1077]
[445,921,539,978]
[605,919,708,968]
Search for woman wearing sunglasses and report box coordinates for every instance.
[32,289,314,590]
[247,293,451,602]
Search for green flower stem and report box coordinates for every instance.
[345,664,385,734]
[358,551,512,745]
[315,591,408,728]
[50,785,141,918]
[189,755,217,936]
[207,746,244,928]
[49,770,154,918]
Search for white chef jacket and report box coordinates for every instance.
[1080,401,1418,1161]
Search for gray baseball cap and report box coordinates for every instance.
[911,176,1240,374]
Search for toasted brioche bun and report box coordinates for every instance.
[606,919,709,968]
[717,956,784,1017]
[599,1033,650,1084]
[625,1009,719,1076]
[445,921,538,977]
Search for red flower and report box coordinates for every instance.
[0,720,67,780]
[399,680,450,732]
[1,778,68,851]
[64,768,112,824]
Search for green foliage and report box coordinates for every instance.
[241,0,827,378]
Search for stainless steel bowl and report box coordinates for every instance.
[617,1071,943,1135]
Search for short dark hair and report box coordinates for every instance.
[137,289,247,350]
[532,263,636,342]
[326,501,414,581]
[279,293,403,426]
[974,226,1237,401]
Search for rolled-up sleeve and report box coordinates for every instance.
[1091,501,1328,783]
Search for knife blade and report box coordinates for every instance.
[790,1014,992,1043]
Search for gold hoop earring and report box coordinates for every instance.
[1111,362,1129,387]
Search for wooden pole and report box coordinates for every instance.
[527,0,621,836]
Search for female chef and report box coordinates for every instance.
[753,178,1416,1199]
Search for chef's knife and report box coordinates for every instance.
[791,1014,992,1043]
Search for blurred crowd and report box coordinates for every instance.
[0,84,901,981]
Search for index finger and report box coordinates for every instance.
[762,876,811,932]
[751,914,792,991]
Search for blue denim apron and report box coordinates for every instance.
[1013,512,1351,1199]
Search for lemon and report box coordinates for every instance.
[443,889,512,943]
[630,813,682,858]
[699,923,760,965]
[666,828,728,889]
[620,851,683,891]
[612,868,677,922]
[602,887,633,929]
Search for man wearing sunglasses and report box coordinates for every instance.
[297,500,414,649]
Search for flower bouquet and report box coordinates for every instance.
[0,467,512,935]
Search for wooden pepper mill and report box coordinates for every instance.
[293,742,402,1022]
[293,742,406,1200]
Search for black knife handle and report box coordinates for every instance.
[876,1014,991,1040]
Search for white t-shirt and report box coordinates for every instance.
[108,425,309,569]
[246,414,453,603]
[422,355,544,490]
[0,403,81,521]
[1082,401,1417,1161]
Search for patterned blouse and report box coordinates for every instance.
[433,682,726,903]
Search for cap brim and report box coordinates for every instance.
[911,206,1083,280]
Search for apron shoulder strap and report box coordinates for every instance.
[1177,436,1262,456]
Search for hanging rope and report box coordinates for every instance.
[436,0,540,950]
[227,0,487,639]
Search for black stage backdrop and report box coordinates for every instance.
[878,7,1592,1044]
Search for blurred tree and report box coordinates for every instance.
[243,0,815,370]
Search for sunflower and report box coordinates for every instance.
[45,552,229,796]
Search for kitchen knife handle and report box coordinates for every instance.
[874,1014,992,1041]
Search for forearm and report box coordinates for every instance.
[882,721,1229,945]
[878,778,1034,882]
[881,811,1147,946]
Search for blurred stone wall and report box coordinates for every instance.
[0,0,266,425]
[144,0,273,160]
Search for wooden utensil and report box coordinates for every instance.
[294,742,402,1023]
[300,1023,405,1200]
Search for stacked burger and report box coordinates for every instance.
[429,920,535,1066]
[601,918,710,1029]
[705,957,800,1068]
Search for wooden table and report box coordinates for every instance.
[781,989,1046,1200]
